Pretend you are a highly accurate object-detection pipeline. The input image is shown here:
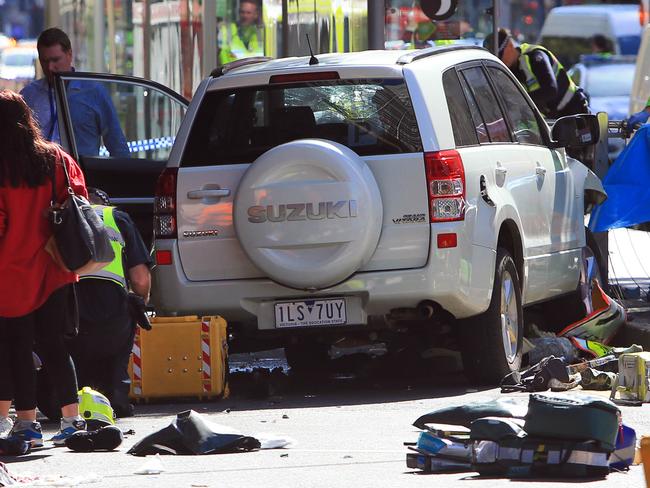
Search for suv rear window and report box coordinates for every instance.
[181,79,422,166]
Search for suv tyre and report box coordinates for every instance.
[459,248,523,385]
[542,229,608,333]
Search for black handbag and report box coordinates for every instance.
[48,152,115,273]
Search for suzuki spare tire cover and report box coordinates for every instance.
[234,139,383,290]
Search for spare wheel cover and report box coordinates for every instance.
[234,139,383,290]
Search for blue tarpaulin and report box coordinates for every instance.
[589,124,650,232]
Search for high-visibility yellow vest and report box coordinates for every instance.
[519,43,578,112]
[219,23,263,65]
[80,205,126,289]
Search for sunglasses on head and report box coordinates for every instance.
[497,34,510,58]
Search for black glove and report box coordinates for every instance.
[128,292,152,330]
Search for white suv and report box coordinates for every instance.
[151,46,605,384]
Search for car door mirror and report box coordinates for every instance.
[550,114,600,148]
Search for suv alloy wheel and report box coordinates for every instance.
[459,248,523,385]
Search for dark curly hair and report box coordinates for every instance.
[0,90,59,188]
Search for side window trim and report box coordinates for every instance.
[442,66,480,148]
[482,60,553,146]
[459,65,514,144]
[480,64,517,142]
[457,67,490,143]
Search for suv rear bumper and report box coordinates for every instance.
[151,240,496,326]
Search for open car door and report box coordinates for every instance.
[53,72,189,245]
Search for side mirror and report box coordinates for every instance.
[551,114,600,148]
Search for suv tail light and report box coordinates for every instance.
[154,168,178,239]
[424,150,465,222]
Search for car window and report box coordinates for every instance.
[584,63,635,97]
[182,79,422,166]
[442,69,478,147]
[62,78,186,161]
[487,66,544,146]
[457,75,489,144]
[460,67,511,143]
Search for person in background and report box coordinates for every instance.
[0,90,87,447]
[20,28,129,158]
[484,28,590,119]
[627,101,650,133]
[218,0,264,65]
[591,34,613,56]
[69,188,152,418]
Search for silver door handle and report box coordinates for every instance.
[495,167,507,177]
[187,189,231,199]
[535,165,547,176]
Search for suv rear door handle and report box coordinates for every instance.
[535,163,547,177]
[495,164,507,177]
[187,189,231,199]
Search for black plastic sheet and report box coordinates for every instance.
[127,410,260,456]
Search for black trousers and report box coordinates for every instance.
[68,311,135,409]
[0,285,79,411]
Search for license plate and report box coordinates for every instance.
[274,298,347,328]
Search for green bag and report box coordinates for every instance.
[524,393,620,452]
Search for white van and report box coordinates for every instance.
[630,24,650,113]
[539,4,642,67]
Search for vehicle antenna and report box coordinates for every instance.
[306,34,319,65]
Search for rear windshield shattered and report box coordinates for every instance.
[182,79,422,166]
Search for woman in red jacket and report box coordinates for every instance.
[0,90,88,447]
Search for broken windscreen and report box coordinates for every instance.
[181,78,422,166]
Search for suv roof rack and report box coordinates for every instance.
[396,45,485,65]
[210,56,274,77]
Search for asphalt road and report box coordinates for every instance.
[1,355,648,488]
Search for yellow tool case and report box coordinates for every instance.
[128,315,229,401]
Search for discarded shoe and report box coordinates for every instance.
[113,402,135,419]
[580,368,616,391]
[51,419,86,446]
[9,421,43,448]
[0,437,31,456]
[65,425,123,452]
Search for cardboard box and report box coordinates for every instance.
[128,316,229,400]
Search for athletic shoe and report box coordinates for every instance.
[0,437,31,456]
[64,425,123,452]
[0,416,13,438]
[9,421,43,448]
[113,402,135,419]
[51,419,86,446]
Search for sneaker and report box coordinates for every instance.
[64,425,123,452]
[113,403,135,419]
[51,419,86,446]
[0,416,13,438]
[9,421,43,448]
[0,437,31,456]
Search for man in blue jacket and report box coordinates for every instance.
[21,28,129,158]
